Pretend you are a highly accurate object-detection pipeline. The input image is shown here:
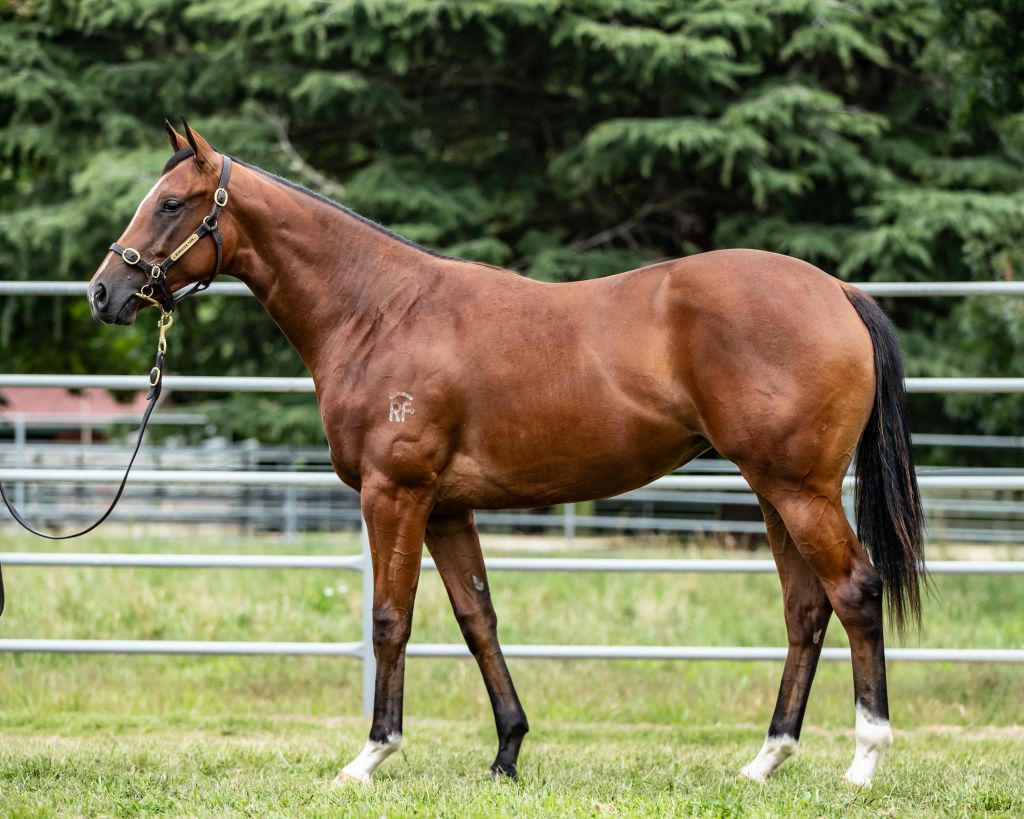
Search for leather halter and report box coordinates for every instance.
[109,156,232,311]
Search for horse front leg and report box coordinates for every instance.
[333,481,434,786]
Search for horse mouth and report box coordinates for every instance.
[91,293,143,326]
[112,295,146,325]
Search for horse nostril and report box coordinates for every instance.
[92,282,108,308]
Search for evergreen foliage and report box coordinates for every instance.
[2,0,1023,442]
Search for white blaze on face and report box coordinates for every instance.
[335,734,402,784]
[91,172,169,293]
[844,704,893,786]
[739,734,799,782]
[122,173,168,237]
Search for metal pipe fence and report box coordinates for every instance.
[3,278,1024,716]
[2,540,1023,718]
[7,280,1024,297]
[9,466,1024,490]
[2,551,1023,575]
[8,465,1024,545]
[4,373,1024,393]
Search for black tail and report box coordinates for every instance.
[845,289,925,634]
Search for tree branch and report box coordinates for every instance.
[258,107,346,199]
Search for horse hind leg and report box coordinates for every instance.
[740,495,833,782]
[767,487,893,786]
[425,511,529,778]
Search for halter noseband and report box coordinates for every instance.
[109,156,233,311]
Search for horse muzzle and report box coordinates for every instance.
[88,278,144,325]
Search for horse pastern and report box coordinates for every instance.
[739,734,798,783]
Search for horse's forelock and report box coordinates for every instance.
[162,147,194,175]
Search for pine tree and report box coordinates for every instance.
[2,0,1023,441]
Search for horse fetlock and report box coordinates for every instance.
[490,761,519,781]
[503,715,529,741]
[740,734,799,782]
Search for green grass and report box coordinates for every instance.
[1,531,1022,816]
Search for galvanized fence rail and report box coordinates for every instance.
[1,537,1023,717]
[3,279,1024,716]
[4,373,1024,394]
[7,280,1024,297]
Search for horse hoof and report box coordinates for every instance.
[842,770,873,788]
[738,764,769,783]
[331,771,370,787]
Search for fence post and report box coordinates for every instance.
[283,486,297,540]
[360,517,375,718]
[13,414,26,509]
[564,502,576,549]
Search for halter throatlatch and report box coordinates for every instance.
[0,158,233,613]
[109,155,232,311]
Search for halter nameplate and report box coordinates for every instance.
[169,233,201,261]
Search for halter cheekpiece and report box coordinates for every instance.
[109,155,233,310]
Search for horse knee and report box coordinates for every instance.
[372,603,412,653]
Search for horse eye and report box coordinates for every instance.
[160,199,183,214]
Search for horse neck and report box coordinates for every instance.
[223,162,444,372]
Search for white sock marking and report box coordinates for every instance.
[339,734,402,784]
[844,704,893,786]
[740,734,798,782]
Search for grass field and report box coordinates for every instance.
[0,530,1022,816]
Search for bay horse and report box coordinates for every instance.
[87,121,923,788]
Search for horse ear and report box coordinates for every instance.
[164,118,188,152]
[180,117,217,171]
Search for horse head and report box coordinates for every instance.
[88,120,233,324]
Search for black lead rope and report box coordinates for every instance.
[0,157,233,617]
[0,317,171,616]
[0,377,161,539]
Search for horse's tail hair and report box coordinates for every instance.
[845,287,925,635]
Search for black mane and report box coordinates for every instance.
[160,146,476,263]
[232,157,457,262]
